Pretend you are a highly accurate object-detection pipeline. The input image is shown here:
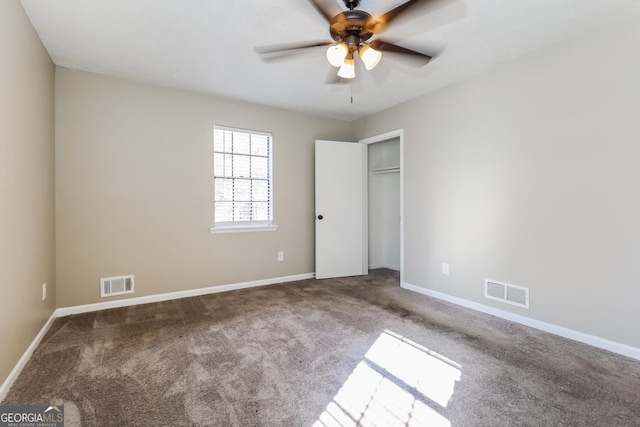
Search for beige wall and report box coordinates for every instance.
[55,69,352,307]
[354,17,640,348]
[0,1,56,385]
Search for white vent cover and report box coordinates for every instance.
[101,274,134,298]
[484,279,529,309]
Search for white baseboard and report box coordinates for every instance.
[369,264,400,272]
[57,273,315,317]
[402,282,640,361]
[0,311,57,401]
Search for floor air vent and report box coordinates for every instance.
[484,279,529,309]
[101,274,134,298]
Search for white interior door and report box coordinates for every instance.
[315,140,365,279]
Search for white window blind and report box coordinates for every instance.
[213,126,273,230]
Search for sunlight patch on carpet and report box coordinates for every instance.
[313,330,461,427]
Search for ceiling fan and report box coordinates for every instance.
[255,0,435,81]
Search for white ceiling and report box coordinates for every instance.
[20,0,640,120]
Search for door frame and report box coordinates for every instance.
[360,129,404,286]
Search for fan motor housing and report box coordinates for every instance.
[329,10,376,45]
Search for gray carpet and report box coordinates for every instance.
[3,269,640,426]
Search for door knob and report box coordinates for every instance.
[317,215,324,220]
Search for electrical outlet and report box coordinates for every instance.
[42,283,46,301]
[442,263,450,275]
[278,251,284,262]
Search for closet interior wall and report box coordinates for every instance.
[368,138,400,271]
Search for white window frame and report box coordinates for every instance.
[210,125,278,234]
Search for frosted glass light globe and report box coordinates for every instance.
[327,44,348,67]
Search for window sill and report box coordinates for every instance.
[210,225,279,234]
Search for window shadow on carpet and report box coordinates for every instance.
[314,329,461,427]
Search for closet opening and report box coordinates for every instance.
[361,130,404,285]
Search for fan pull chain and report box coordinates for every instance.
[350,84,353,104]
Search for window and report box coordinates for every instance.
[211,126,276,233]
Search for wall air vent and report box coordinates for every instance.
[100,274,134,298]
[484,279,529,309]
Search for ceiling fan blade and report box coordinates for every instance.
[370,40,432,67]
[324,67,343,85]
[255,41,333,55]
[372,0,438,32]
[307,0,343,23]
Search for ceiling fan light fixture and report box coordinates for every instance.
[337,56,356,79]
[326,43,348,67]
[359,45,382,71]
[256,0,435,83]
